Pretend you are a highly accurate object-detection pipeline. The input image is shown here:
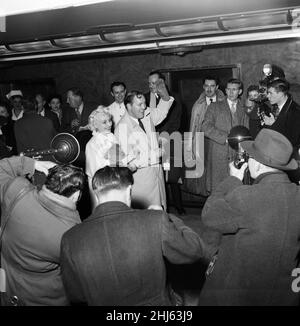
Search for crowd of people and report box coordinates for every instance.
[0,65,299,306]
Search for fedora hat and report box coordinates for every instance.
[241,129,298,171]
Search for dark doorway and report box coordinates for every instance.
[162,65,241,131]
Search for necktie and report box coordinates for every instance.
[210,98,213,103]
[138,119,146,133]
[75,108,81,120]
[273,104,280,118]
[230,102,236,114]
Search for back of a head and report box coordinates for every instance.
[22,98,36,113]
[45,164,86,198]
[92,166,133,196]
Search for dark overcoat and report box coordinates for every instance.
[60,201,219,306]
[199,172,300,306]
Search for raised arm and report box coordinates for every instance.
[149,79,174,126]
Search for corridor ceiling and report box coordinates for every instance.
[0,0,300,61]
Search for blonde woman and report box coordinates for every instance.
[85,106,132,208]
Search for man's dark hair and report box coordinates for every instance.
[247,85,260,96]
[149,70,165,81]
[67,87,83,100]
[35,93,46,101]
[44,164,85,197]
[92,166,133,195]
[203,75,219,85]
[227,78,243,90]
[267,78,290,94]
[124,90,144,106]
[22,98,36,113]
[48,94,62,103]
[110,81,126,93]
[11,95,23,101]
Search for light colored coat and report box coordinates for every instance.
[114,98,174,209]
[202,99,249,192]
[186,90,225,195]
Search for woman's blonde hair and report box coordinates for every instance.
[88,106,112,132]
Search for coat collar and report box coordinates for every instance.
[253,171,291,185]
[88,201,131,221]
[38,186,81,224]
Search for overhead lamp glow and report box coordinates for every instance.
[0,0,113,16]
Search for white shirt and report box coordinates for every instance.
[206,95,217,106]
[107,101,126,126]
[11,109,24,121]
[77,102,84,115]
[227,99,237,114]
[38,108,45,117]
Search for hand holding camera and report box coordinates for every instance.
[229,161,248,181]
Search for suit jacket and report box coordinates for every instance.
[60,201,218,306]
[0,119,17,155]
[199,172,300,306]
[202,99,249,192]
[14,112,56,155]
[60,102,96,134]
[268,97,300,147]
[44,108,60,132]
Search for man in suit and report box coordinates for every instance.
[35,93,60,132]
[115,80,174,210]
[61,87,95,135]
[199,129,300,306]
[61,87,94,168]
[263,78,300,147]
[145,71,185,215]
[107,81,127,128]
[60,166,219,306]
[202,78,249,192]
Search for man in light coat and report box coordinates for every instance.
[114,80,174,209]
[199,129,300,306]
[202,78,249,192]
[186,76,225,196]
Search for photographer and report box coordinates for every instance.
[264,79,300,148]
[244,85,261,138]
[199,129,300,306]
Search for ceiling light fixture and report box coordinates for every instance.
[0,0,113,16]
